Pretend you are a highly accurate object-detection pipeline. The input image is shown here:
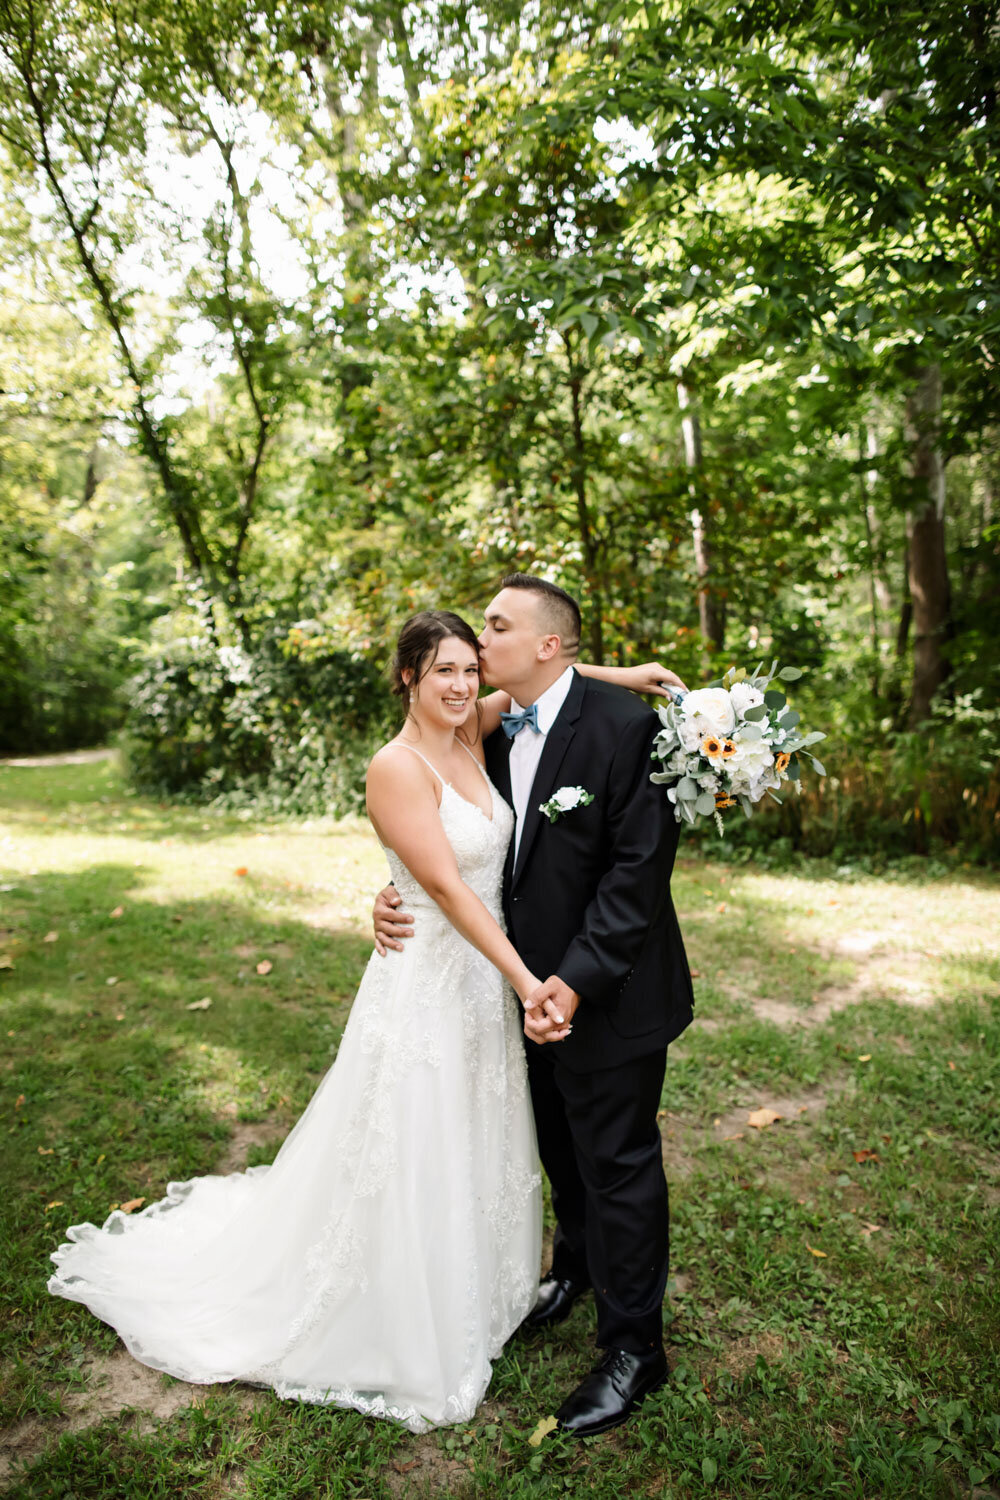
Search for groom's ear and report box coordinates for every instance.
[536,633,562,662]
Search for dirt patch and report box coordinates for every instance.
[0,748,114,769]
[661,1087,829,1174]
[383,1435,474,1497]
[0,1351,197,1483]
[721,1330,787,1380]
[215,1121,286,1174]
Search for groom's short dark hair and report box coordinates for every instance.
[501,573,581,655]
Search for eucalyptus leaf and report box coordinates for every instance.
[676,776,699,800]
[764,690,786,710]
[808,757,827,776]
[778,709,801,729]
[739,722,764,741]
[778,666,803,681]
[742,703,768,722]
[695,791,716,815]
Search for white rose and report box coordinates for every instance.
[729,681,764,716]
[552,786,583,810]
[681,687,736,739]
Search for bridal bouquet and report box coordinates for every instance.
[650,662,826,834]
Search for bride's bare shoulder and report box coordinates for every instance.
[366,742,426,791]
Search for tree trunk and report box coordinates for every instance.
[565,335,604,663]
[677,380,724,652]
[904,365,952,726]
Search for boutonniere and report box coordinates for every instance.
[538,785,595,823]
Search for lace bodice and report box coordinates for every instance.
[382,747,513,920]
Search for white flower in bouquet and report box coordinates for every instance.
[729,680,765,716]
[649,658,827,836]
[680,687,736,739]
[677,719,702,752]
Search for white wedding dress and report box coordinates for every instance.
[48,746,541,1432]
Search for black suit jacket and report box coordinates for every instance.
[484,671,694,1073]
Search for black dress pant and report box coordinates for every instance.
[526,1043,670,1353]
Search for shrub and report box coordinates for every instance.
[121,623,396,817]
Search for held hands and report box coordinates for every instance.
[522,976,580,1046]
[373,886,415,956]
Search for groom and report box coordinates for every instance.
[374,574,694,1435]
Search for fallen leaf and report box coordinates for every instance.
[115,1013,125,1022]
[528,1415,558,1447]
[106,976,119,987]
[0,955,15,970]
[860,1221,882,1238]
[947,1060,956,1071]
[853,1149,880,1164]
[724,1132,745,1141]
[119,1197,145,1214]
[857,1054,872,1063]
[37,1146,53,1155]
[109,906,124,919]
[690,969,702,979]
[15,1094,25,1108]
[42,931,58,943]
[392,1460,420,1475]
[805,1243,827,1258]
[747,1107,783,1129]
[255,959,273,976]
[45,1201,64,1212]
[717,902,727,913]
[186,997,212,1010]
[234,867,249,877]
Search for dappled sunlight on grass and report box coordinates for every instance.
[2,763,999,1497]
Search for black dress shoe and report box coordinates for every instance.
[521,1273,591,1330]
[555,1347,668,1436]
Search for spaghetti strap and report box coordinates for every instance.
[456,739,490,781]
[387,741,447,786]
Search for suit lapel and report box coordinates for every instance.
[511,671,586,890]
[484,728,515,891]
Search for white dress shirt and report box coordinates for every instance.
[508,665,576,862]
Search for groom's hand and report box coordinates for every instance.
[373,886,415,956]
[524,976,580,1044]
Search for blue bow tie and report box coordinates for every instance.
[500,703,540,738]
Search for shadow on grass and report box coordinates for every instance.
[1,863,379,1415]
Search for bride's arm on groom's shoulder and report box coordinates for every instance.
[462,689,511,743]
[577,661,688,697]
[365,751,546,1009]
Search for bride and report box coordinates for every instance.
[48,609,670,1431]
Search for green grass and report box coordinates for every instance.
[2,755,999,1498]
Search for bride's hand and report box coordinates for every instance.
[620,662,688,697]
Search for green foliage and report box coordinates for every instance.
[121,622,395,817]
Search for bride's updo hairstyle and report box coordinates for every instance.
[391,610,482,719]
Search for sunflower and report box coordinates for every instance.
[775,752,790,773]
[721,738,737,758]
[701,734,723,758]
[715,794,736,809]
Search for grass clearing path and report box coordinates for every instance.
[1,757,998,1498]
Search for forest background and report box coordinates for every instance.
[1,0,998,862]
